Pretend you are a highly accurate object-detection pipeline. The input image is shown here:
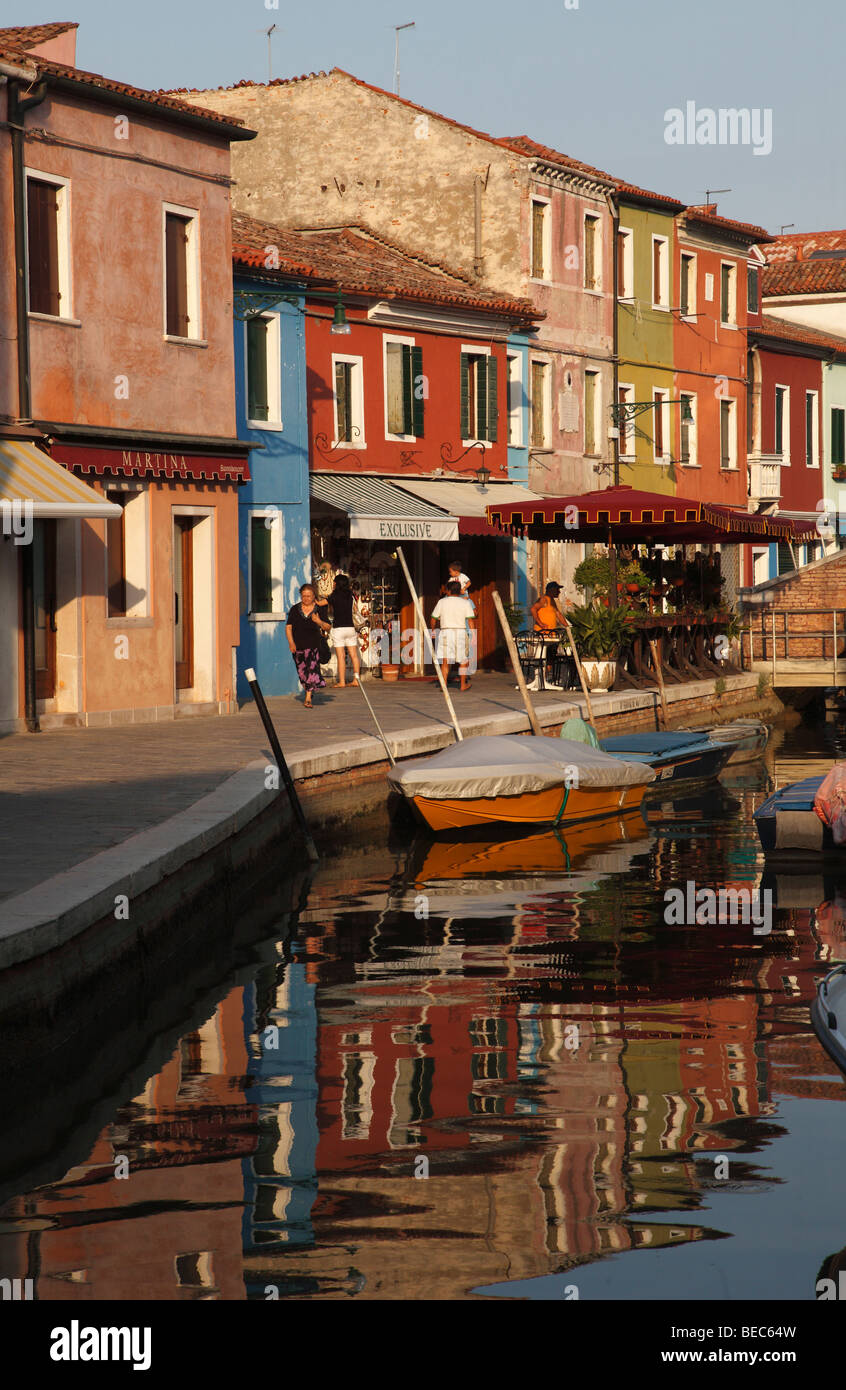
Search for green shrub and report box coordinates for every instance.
[566,601,636,659]
[714,677,727,696]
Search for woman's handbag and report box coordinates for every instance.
[316,633,331,664]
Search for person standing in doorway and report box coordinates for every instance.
[286,583,331,708]
[329,572,361,688]
[431,580,475,692]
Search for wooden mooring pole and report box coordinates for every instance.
[245,667,319,864]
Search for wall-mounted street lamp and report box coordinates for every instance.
[233,284,351,334]
[475,462,491,489]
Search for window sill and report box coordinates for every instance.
[105,615,153,626]
[651,303,670,312]
[332,439,366,450]
[249,612,286,622]
[385,433,417,445]
[248,420,284,432]
[583,287,603,297]
[721,322,739,331]
[29,312,80,327]
[462,439,493,450]
[719,465,740,472]
[679,462,700,468]
[529,276,551,285]
[164,335,208,348]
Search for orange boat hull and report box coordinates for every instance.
[410,781,648,832]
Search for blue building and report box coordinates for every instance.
[232,266,312,698]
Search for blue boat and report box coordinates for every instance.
[599,730,734,786]
[754,774,834,858]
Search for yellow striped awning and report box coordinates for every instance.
[0,441,121,518]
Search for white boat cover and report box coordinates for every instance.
[387,735,655,801]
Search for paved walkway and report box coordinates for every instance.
[0,671,754,904]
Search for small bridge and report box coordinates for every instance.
[743,608,846,688]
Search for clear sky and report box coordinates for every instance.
[5,0,844,236]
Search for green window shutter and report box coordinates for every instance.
[777,540,795,576]
[476,357,487,439]
[411,345,424,437]
[833,408,845,466]
[247,318,269,422]
[250,515,273,612]
[401,345,414,435]
[486,355,498,442]
[460,353,470,439]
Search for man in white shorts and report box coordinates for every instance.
[430,581,475,692]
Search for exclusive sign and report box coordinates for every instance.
[350,516,459,541]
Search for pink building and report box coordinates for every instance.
[0,22,254,731]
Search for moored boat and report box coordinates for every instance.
[754,774,834,859]
[600,729,733,785]
[387,734,655,833]
[812,964,846,1074]
[707,719,769,764]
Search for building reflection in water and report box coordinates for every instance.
[2,747,846,1300]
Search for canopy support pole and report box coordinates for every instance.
[396,545,463,742]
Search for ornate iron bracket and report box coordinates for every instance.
[314,429,363,467]
[440,440,487,467]
[610,399,692,426]
[233,288,301,321]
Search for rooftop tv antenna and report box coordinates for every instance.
[704,187,731,207]
[394,21,415,95]
[264,23,277,83]
[780,223,796,235]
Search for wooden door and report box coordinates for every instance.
[33,520,57,700]
[468,537,510,669]
[174,517,194,690]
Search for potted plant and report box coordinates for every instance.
[566,601,635,690]
[574,552,613,598]
[833,466,846,482]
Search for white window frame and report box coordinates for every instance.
[651,235,669,309]
[530,196,551,282]
[244,312,283,430]
[720,397,738,470]
[720,260,737,327]
[617,382,635,458]
[162,201,202,342]
[617,226,634,300]
[679,250,697,319]
[805,389,820,468]
[104,481,150,621]
[247,507,285,619]
[332,353,366,448]
[383,334,416,443]
[679,392,698,467]
[529,356,551,449]
[775,383,791,466]
[462,343,494,448]
[652,388,670,461]
[24,168,73,321]
[583,212,602,293]
[751,546,769,586]
[584,368,601,455]
[507,350,524,448]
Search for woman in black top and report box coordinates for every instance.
[286,583,331,707]
[329,573,361,687]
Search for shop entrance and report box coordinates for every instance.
[174,516,195,690]
[33,519,57,701]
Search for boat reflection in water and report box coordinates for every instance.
[2,733,846,1301]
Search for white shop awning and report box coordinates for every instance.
[0,441,121,518]
[311,473,458,542]
[395,479,544,535]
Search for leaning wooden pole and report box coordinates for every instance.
[560,617,598,733]
[356,677,396,766]
[492,589,543,737]
[245,667,319,864]
[395,545,463,742]
[647,637,670,730]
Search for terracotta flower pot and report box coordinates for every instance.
[626,582,640,594]
[381,663,401,682]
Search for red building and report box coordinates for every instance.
[230,213,542,670]
[672,205,772,522]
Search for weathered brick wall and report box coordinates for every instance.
[742,549,846,658]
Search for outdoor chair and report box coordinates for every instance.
[514,631,547,689]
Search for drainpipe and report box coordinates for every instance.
[473,175,484,280]
[606,190,620,488]
[4,62,48,731]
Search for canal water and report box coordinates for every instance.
[3,715,846,1302]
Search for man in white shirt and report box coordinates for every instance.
[431,581,476,692]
